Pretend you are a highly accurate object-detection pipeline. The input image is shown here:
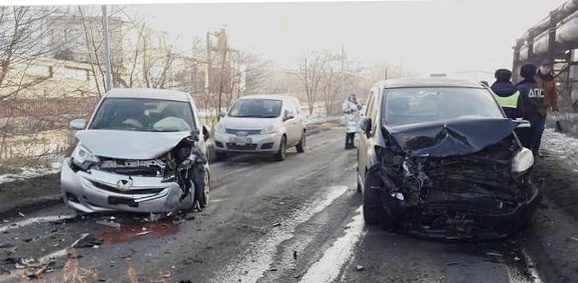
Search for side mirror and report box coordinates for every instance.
[69,119,86,130]
[202,125,210,142]
[285,113,295,121]
[359,117,372,137]
[219,111,226,118]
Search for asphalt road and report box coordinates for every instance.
[0,125,543,283]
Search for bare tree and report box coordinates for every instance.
[288,50,335,114]
[0,6,94,161]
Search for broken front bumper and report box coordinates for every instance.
[60,158,191,214]
[392,184,541,240]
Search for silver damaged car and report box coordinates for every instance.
[61,89,211,214]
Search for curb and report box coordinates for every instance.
[0,195,63,219]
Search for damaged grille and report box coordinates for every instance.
[96,158,166,177]
[89,180,165,195]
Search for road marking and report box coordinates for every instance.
[299,206,365,283]
[0,215,77,233]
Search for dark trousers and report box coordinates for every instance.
[525,114,546,154]
[345,132,355,148]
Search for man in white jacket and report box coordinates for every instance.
[342,92,362,149]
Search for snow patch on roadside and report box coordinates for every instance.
[304,114,343,126]
[0,161,62,185]
[541,129,578,163]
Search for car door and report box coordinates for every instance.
[292,99,305,139]
[358,86,379,181]
[283,99,299,145]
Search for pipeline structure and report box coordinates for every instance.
[512,0,578,108]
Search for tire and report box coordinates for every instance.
[363,171,398,229]
[275,136,287,161]
[193,165,210,209]
[215,151,227,161]
[296,132,306,153]
[363,172,384,225]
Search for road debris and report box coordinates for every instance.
[485,252,502,257]
[0,242,15,249]
[356,265,364,271]
[96,220,121,229]
[272,222,282,227]
[137,231,152,236]
[71,233,103,248]
[514,256,521,262]
[293,250,297,260]
[18,212,25,218]
[571,236,578,242]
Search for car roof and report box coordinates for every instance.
[104,88,191,102]
[375,77,485,89]
[239,94,299,102]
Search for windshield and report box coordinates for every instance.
[228,99,282,118]
[89,98,196,132]
[382,87,504,126]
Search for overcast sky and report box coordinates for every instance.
[16,0,573,76]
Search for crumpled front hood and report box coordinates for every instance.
[385,117,518,157]
[76,130,192,159]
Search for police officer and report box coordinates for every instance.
[491,68,524,119]
[516,63,545,157]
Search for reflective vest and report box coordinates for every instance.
[495,91,520,109]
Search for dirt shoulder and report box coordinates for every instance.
[0,173,61,219]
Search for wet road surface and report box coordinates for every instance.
[0,126,544,283]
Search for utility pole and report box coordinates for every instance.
[341,43,345,100]
[206,31,212,116]
[101,5,112,92]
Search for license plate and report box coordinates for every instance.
[229,136,252,145]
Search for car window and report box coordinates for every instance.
[89,98,196,132]
[228,99,282,118]
[368,87,379,133]
[292,101,301,114]
[381,87,503,126]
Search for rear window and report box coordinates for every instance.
[381,87,503,126]
[228,99,282,118]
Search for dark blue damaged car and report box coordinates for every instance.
[356,78,540,240]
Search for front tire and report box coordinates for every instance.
[363,172,384,225]
[363,171,398,230]
[192,165,210,209]
[275,136,287,161]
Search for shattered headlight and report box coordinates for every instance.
[260,124,277,135]
[215,122,225,134]
[71,144,100,170]
[511,147,534,174]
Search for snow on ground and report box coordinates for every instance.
[304,114,343,125]
[0,158,63,185]
[541,128,578,166]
